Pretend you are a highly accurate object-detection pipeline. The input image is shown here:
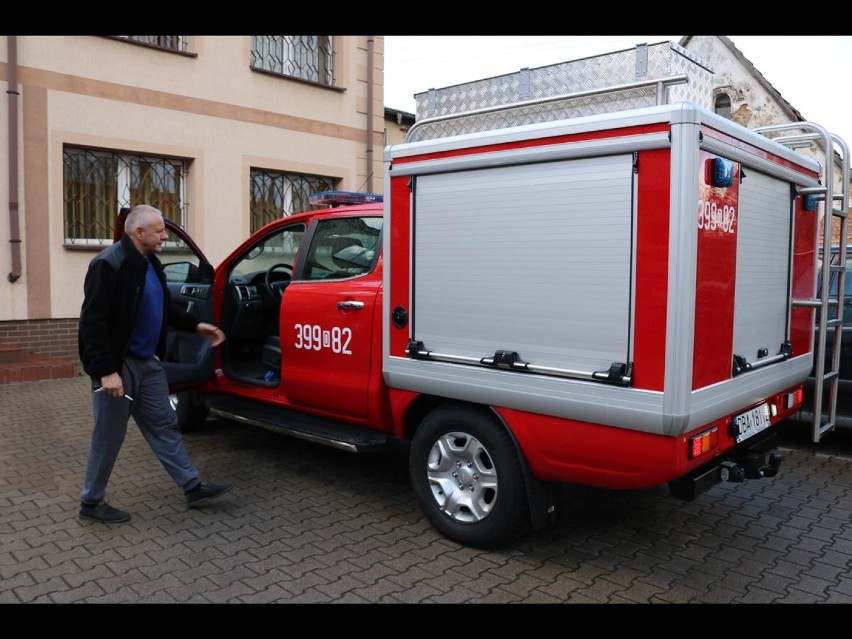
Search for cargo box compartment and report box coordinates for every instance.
[383,103,821,442]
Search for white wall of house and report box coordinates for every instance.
[683,36,793,129]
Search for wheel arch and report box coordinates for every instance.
[403,396,558,532]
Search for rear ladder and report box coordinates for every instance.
[755,122,849,442]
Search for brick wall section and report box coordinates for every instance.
[0,318,80,361]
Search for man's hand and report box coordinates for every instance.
[99,372,124,398]
[197,322,226,347]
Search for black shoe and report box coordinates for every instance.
[79,502,131,523]
[185,481,235,508]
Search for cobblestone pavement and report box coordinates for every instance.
[1,375,851,605]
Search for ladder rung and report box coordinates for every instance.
[826,318,843,328]
[818,422,835,437]
[830,264,846,272]
[823,371,839,383]
[792,298,821,307]
[831,207,848,218]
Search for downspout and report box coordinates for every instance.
[365,35,374,194]
[7,36,21,282]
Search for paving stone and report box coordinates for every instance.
[2,376,851,604]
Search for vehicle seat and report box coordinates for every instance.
[330,237,364,270]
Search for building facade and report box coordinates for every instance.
[0,35,384,361]
[383,106,414,146]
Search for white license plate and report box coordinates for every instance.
[731,403,771,443]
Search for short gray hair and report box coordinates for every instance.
[124,205,163,234]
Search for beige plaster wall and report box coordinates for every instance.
[0,35,384,323]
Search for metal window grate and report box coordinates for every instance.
[63,147,187,245]
[114,36,187,52]
[250,168,336,233]
[250,36,333,85]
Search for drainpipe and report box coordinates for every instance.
[7,36,21,283]
[365,35,374,194]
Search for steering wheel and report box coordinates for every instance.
[265,263,293,300]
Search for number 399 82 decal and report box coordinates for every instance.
[294,323,353,355]
[697,200,737,234]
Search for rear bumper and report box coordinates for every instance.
[668,431,781,501]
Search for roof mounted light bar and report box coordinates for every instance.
[308,190,383,208]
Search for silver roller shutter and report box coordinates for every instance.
[733,168,792,365]
[412,154,635,376]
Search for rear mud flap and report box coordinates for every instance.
[668,432,781,501]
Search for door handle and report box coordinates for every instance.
[337,300,365,311]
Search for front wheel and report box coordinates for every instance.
[169,390,209,432]
[409,404,530,549]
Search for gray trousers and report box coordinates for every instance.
[80,354,200,505]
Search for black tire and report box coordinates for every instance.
[170,390,209,432]
[409,404,530,549]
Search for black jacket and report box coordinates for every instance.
[78,234,199,380]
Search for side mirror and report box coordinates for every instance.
[163,262,192,283]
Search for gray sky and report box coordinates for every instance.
[384,36,852,148]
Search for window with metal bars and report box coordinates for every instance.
[114,36,187,52]
[250,36,333,85]
[63,146,187,246]
[250,168,337,233]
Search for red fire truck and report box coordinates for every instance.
[134,102,844,548]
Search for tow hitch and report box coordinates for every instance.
[669,433,781,501]
[718,450,782,482]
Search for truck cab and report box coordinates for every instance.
[116,194,389,441]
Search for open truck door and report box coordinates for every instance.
[113,207,217,391]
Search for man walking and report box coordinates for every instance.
[78,204,234,523]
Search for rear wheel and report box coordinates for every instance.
[409,404,530,549]
[169,390,209,432]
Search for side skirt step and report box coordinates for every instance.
[206,393,392,453]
